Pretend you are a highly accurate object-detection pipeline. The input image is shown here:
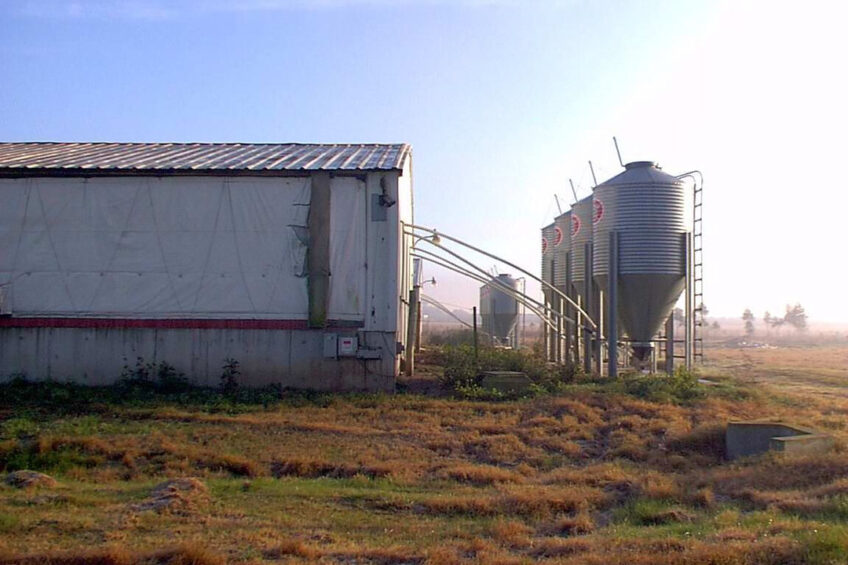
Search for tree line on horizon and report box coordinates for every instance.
[742,303,807,336]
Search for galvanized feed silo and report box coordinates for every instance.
[553,211,571,294]
[541,223,556,303]
[592,161,689,361]
[569,195,593,298]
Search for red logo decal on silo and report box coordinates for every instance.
[553,226,563,247]
[571,215,581,237]
[593,199,604,224]
[541,237,548,253]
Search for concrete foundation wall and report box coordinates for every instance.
[0,327,395,391]
[726,421,831,460]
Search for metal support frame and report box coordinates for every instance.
[678,171,704,365]
[683,231,693,370]
[551,256,560,361]
[556,296,563,363]
[607,231,619,378]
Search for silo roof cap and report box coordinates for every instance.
[624,161,658,170]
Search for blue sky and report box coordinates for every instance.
[2,0,847,323]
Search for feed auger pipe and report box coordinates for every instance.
[410,251,563,334]
[411,251,560,333]
[404,222,597,330]
[420,294,491,337]
[413,241,574,326]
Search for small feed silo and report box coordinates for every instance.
[480,274,521,348]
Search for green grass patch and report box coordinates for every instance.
[0,511,21,533]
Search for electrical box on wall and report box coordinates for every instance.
[323,334,338,358]
[338,336,358,356]
[0,286,9,316]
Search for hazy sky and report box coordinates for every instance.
[2,0,846,322]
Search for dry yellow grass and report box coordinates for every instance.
[1,344,848,563]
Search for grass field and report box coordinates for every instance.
[2,346,848,564]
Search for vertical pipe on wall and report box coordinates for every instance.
[405,286,419,376]
[307,172,331,328]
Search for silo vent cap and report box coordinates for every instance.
[624,161,657,170]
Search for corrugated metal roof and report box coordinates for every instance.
[0,142,411,174]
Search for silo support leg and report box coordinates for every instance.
[665,314,674,375]
[583,243,593,374]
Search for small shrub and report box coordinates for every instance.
[1,417,40,440]
[119,357,155,388]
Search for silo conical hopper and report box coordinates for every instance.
[592,161,688,361]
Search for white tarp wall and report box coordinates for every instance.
[0,176,313,318]
[328,177,366,321]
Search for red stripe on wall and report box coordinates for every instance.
[0,318,364,330]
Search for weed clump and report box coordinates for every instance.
[219,358,240,396]
[609,367,704,404]
[119,357,190,394]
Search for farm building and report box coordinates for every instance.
[0,142,414,391]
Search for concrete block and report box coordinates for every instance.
[726,420,833,460]
[479,371,532,393]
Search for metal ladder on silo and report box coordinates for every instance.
[692,180,704,363]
